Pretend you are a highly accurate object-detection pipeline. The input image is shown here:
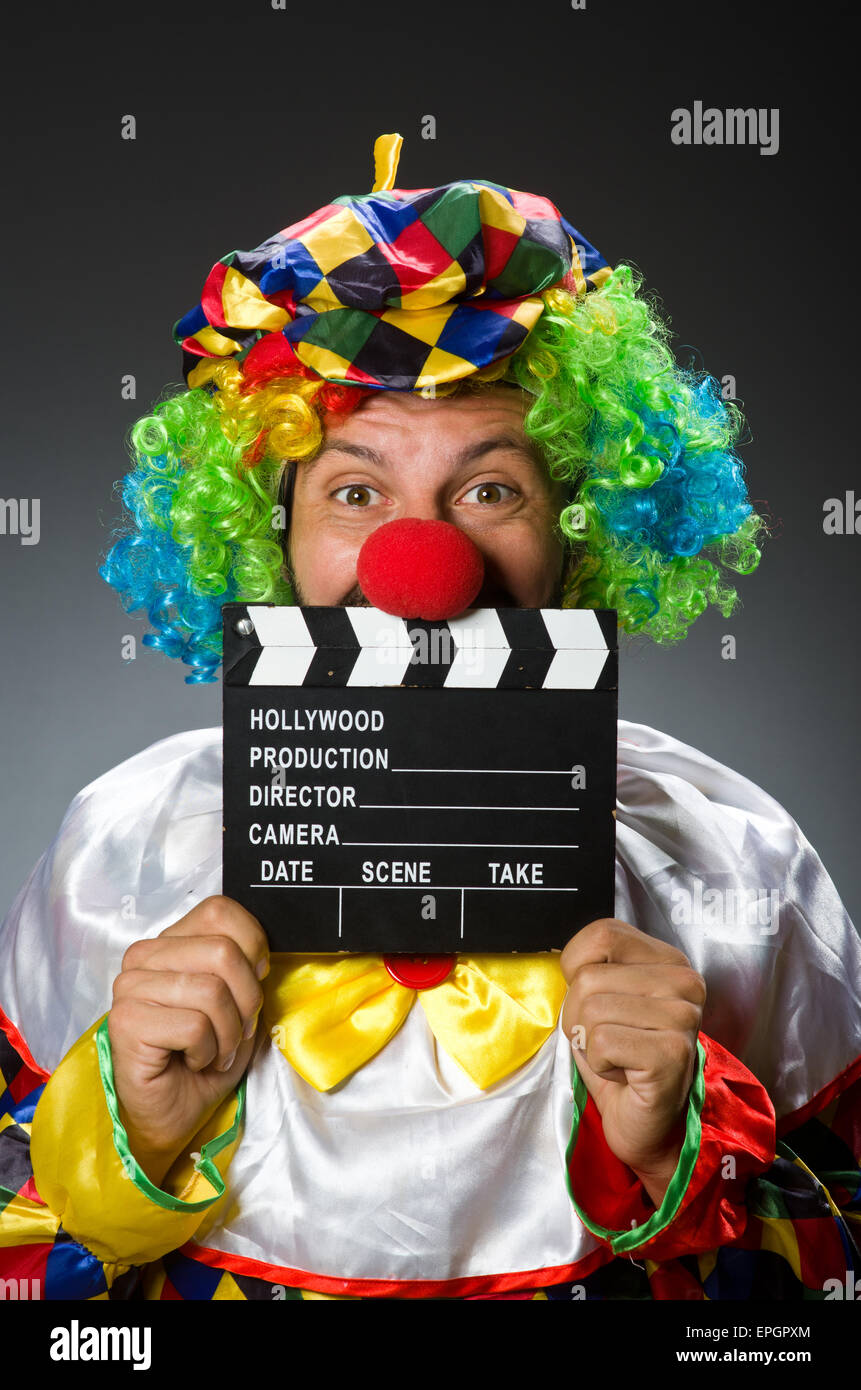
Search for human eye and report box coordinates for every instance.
[330,483,385,507]
[459,480,519,505]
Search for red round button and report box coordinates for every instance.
[383,953,456,990]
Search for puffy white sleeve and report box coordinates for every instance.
[615,719,861,1120]
[0,727,224,1073]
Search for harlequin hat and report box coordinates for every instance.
[173,133,612,394]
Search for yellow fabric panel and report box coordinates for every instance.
[378,302,452,347]
[302,207,374,277]
[305,275,349,312]
[221,267,290,332]
[398,262,468,313]
[510,296,546,329]
[30,1016,242,1267]
[211,1269,247,1300]
[298,342,359,381]
[414,346,476,389]
[191,324,243,356]
[477,186,526,238]
[0,1191,62,1247]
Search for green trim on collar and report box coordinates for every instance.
[564,1038,706,1254]
[95,1016,246,1213]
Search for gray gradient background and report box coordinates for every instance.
[1,0,857,928]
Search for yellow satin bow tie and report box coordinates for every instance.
[262,953,567,1092]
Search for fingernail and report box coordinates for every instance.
[219,1049,237,1072]
[256,958,269,981]
[242,1017,256,1041]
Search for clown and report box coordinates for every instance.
[0,135,858,1301]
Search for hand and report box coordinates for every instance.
[560,918,706,1206]
[108,895,270,1187]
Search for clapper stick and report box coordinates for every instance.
[222,604,618,953]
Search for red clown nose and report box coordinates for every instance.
[356,519,485,620]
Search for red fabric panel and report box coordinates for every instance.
[568,1032,777,1260]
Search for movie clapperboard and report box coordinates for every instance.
[222,604,618,953]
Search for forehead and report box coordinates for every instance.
[288,385,573,509]
[298,385,560,493]
[323,384,532,443]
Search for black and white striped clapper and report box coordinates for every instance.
[222,604,617,953]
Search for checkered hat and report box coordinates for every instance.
[174,134,612,393]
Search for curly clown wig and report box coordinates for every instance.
[100,134,767,684]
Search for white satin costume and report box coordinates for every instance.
[0,720,858,1300]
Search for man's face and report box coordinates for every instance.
[285,386,570,609]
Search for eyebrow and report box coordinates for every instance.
[301,433,545,478]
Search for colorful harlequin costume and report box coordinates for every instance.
[1,136,859,1300]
